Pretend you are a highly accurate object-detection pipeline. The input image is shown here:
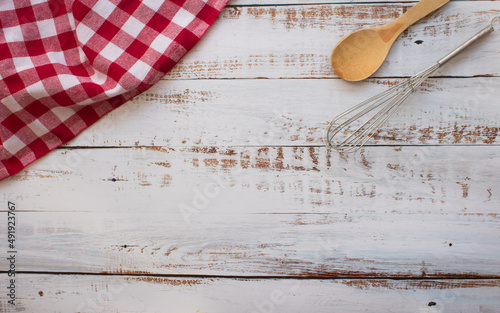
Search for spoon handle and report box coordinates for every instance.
[396,0,450,29]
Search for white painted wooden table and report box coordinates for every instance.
[1,0,500,312]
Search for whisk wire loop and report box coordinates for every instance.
[325,63,440,152]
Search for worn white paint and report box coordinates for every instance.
[2,210,500,276]
[0,146,498,276]
[1,0,499,312]
[3,276,499,313]
[61,77,500,147]
[2,146,499,215]
[167,2,500,79]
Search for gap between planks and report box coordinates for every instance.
[3,271,500,280]
[159,75,500,81]
[56,144,500,149]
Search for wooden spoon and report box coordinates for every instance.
[331,0,450,81]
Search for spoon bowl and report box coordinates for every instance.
[331,27,394,81]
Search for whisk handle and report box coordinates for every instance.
[437,24,494,66]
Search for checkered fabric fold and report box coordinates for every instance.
[0,0,229,181]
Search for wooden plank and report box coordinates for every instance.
[62,77,500,147]
[166,2,500,79]
[2,275,500,312]
[3,146,499,214]
[1,210,499,276]
[1,146,499,276]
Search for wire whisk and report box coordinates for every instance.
[325,16,500,153]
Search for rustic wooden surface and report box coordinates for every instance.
[1,0,500,312]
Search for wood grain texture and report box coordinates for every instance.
[3,146,499,214]
[167,2,500,79]
[2,275,499,313]
[2,210,499,277]
[60,77,500,147]
[1,1,499,312]
[1,146,498,276]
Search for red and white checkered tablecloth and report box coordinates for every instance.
[0,0,229,181]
